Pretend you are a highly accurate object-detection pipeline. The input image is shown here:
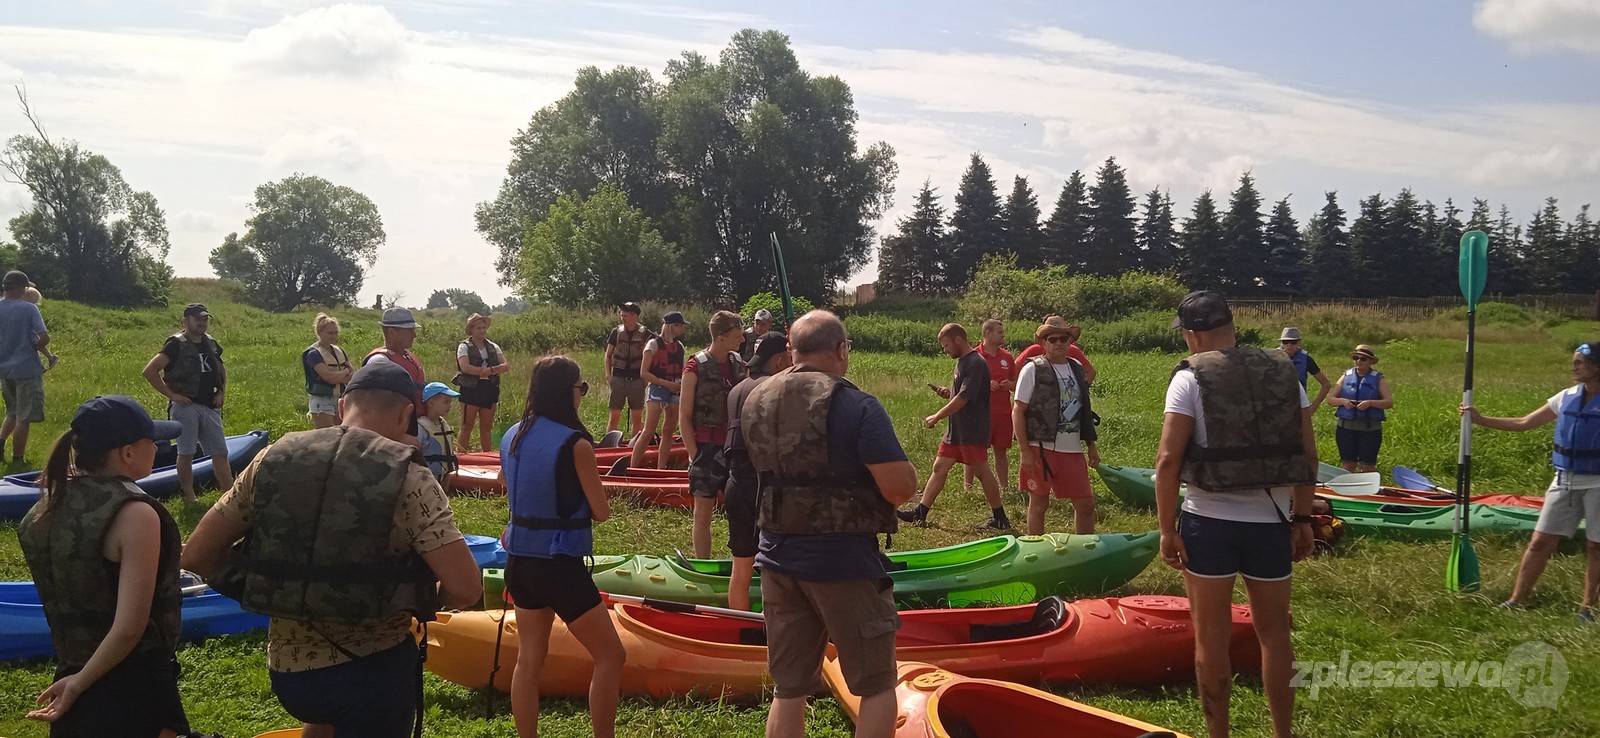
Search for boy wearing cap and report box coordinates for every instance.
[418,382,460,480]
[722,330,793,610]
[899,323,1011,532]
[742,309,774,361]
[1156,291,1316,738]
[0,270,49,465]
[630,311,687,470]
[1013,316,1099,535]
[1278,327,1331,410]
[604,302,652,437]
[143,303,231,502]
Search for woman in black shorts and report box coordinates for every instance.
[1329,344,1393,473]
[500,355,624,738]
[455,313,509,454]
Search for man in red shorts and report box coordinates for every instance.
[898,323,1012,531]
[1013,316,1099,535]
[965,319,1017,491]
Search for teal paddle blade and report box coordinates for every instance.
[1447,533,1481,593]
[1458,231,1489,309]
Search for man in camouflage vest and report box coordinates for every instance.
[183,362,482,738]
[142,303,232,503]
[1155,291,1316,738]
[743,310,917,738]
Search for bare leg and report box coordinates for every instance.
[971,461,1003,509]
[1184,572,1239,738]
[608,408,622,435]
[299,725,334,738]
[478,403,496,453]
[1072,496,1096,534]
[1243,576,1297,738]
[1582,541,1600,615]
[212,454,234,494]
[629,403,662,470]
[458,403,477,453]
[177,454,196,502]
[915,455,959,509]
[1508,532,1563,604]
[567,603,625,738]
[993,444,1010,493]
[855,688,899,738]
[311,412,338,429]
[1026,493,1049,536]
[730,556,756,611]
[1340,460,1357,473]
[692,496,715,559]
[0,416,14,448]
[629,407,643,440]
[510,607,556,738]
[657,405,680,470]
[11,421,29,460]
[1357,462,1378,474]
[765,696,807,738]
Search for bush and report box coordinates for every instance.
[739,292,815,328]
[956,257,1188,324]
[841,294,959,322]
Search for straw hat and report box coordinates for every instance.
[1033,315,1082,344]
[1350,344,1378,363]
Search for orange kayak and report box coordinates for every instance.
[1319,487,1542,510]
[459,445,689,469]
[826,657,1193,738]
[445,464,694,506]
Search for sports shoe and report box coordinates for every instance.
[1497,600,1524,611]
[896,506,927,526]
[1580,610,1595,624]
[975,516,1012,533]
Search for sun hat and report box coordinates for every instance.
[422,382,460,401]
[71,396,183,453]
[1280,327,1302,342]
[380,308,420,329]
[1351,344,1379,363]
[1033,315,1082,344]
[465,313,490,332]
[1171,291,1233,331]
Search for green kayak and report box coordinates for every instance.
[1327,498,1548,541]
[1095,465,1160,509]
[484,533,1158,612]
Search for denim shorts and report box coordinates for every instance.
[1178,511,1292,581]
[647,383,680,405]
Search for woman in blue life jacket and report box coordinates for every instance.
[501,355,624,738]
[1462,341,1600,622]
[1328,344,1394,473]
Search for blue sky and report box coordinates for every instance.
[2,0,1597,305]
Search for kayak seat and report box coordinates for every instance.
[967,596,1065,643]
[1378,504,1427,514]
[597,430,624,448]
[737,626,768,646]
[608,457,630,476]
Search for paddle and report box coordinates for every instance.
[1393,465,1452,495]
[769,232,796,326]
[604,593,766,623]
[1448,230,1488,593]
[1322,472,1381,497]
[1316,462,1349,484]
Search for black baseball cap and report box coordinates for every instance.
[1171,291,1234,331]
[747,331,789,373]
[662,311,686,325]
[3,270,29,288]
[183,303,210,318]
[71,396,182,453]
[345,362,418,400]
[619,302,641,315]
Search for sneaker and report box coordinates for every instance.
[976,517,1013,533]
[896,506,927,526]
[1580,610,1595,624]
[1498,600,1524,611]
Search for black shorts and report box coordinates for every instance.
[724,461,758,558]
[505,554,605,623]
[689,443,728,499]
[270,638,419,738]
[1335,425,1383,465]
[458,381,501,409]
[1178,511,1292,581]
[51,649,189,737]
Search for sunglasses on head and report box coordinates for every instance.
[575,381,589,396]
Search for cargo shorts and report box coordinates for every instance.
[608,375,645,411]
[761,568,899,699]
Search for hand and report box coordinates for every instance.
[1459,404,1481,423]
[990,380,999,391]
[1291,523,1315,562]
[1000,379,1014,390]
[1355,400,1371,411]
[1086,444,1100,469]
[1021,449,1041,477]
[934,387,951,400]
[1160,531,1187,571]
[28,673,86,722]
[923,415,939,429]
[669,383,681,394]
[168,394,193,407]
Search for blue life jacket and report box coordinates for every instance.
[1334,369,1386,422]
[502,417,592,558]
[1553,387,1600,474]
[1289,350,1311,388]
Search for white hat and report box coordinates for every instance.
[1280,327,1302,342]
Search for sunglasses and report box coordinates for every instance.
[1281,340,1300,345]
[1045,335,1073,344]
[1351,355,1373,362]
[574,381,589,396]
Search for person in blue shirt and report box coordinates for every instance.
[0,270,50,466]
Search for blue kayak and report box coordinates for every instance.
[0,430,271,521]
[465,534,508,569]
[0,580,269,663]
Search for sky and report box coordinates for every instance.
[1,0,1597,307]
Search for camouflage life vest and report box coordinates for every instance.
[691,349,746,430]
[611,326,652,376]
[164,332,222,400]
[1023,356,1087,443]
[1176,348,1315,492]
[18,477,182,667]
[208,426,441,625]
[744,366,897,535]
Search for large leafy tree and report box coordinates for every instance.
[1083,156,1137,276]
[1042,171,1090,271]
[1176,191,1225,289]
[426,288,491,315]
[1220,172,1265,291]
[210,174,383,311]
[1001,176,1044,269]
[1135,188,1176,274]
[878,180,948,294]
[945,153,1005,285]
[1564,204,1599,294]
[517,184,686,306]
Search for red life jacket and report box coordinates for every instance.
[364,347,426,409]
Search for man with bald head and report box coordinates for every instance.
[741,310,918,738]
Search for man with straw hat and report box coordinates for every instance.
[1012,315,1099,535]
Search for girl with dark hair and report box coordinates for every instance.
[18,396,193,737]
[500,355,624,738]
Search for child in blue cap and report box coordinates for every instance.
[419,382,461,480]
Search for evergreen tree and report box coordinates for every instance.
[1177,191,1225,289]
[1490,204,1527,294]
[1430,199,1466,297]
[1378,189,1426,297]
[878,180,947,293]
[1303,192,1349,298]
[945,153,1005,285]
[1262,197,1306,295]
[1567,204,1599,294]
[1346,193,1388,298]
[1083,156,1138,276]
[1220,172,1266,291]
[1001,176,1044,268]
[1523,198,1566,291]
[1136,188,1176,274]
[1042,170,1091,271]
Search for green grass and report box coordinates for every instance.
[1,286,1598,736]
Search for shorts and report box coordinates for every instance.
[458,381,501,409]
[1534,475,1600,543]
[689,443,727,498]
[505,554,605,623]
[761,568,899,699]
[50,649,189,737]
[270,638,419,738]
[989,410,1013,450]
[724,461,758,558]
[1178,511,1292,581]
[1020,447,1093,500]
[608,375,645,411]
[1335,425,1383,465]
[1,376,44,423]
[169,401,227,457]
[308,394,339,416]
[647,383,680,405]
[936,442,987,465]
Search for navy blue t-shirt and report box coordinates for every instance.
[755,382,908,582]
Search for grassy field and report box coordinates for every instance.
[1,283,1597,737]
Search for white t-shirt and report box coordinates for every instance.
[1166,368,1311,524]
[457,339,503,363]
[1547,386,1600,490]
[1014,358,1084,453]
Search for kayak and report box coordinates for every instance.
[825,657,1193,738]
[0,580,267,663]
[1095,465,1161,509]
[0,430,271,520]
[459,443,689,469]
[1099,464,1542,512]
[445,464,697,509]
[482,533,1159,611]
[465,534,508,569]
[423,595,1254,696]
[1326,497,1556,541]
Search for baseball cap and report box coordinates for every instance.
[662,311,686,325]
[380,308,420,329]
[71,396,183,453]
[422,382,460,401]
[1171,291,1234,331]
[3,270,29,288]
[345,362,418,400]
[619,302,642,315]
[753,309,774,322]
[183,303,210,318]
[747,331,789,372]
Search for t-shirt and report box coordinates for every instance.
[161,333,224,406]
[757,384,908,582]
[1166,368,1311,524]
[684,355,736,445]
[978,344,1016,420]
[1014,358,1085,453]
[944,350,991,446]
[302,344,350,395]
[1547,386,1600,490]
[456,339,504,386]
[1294,352,1323,384]
[0,299,45,380]
[213,450,463,672]
[1016,343,1093,377]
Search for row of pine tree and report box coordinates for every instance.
[877,154,1599,298]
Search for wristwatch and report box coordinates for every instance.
[1291,514,1316,525]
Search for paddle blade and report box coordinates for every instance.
[1458,230,1489,309]
[1392,466,1439,492]
[1447,534,1482,593]
[1324,472,1381,497]
[1317,462,1348,484]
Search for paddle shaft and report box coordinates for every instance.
[605,593,766,623]
[1457,308,1475,536]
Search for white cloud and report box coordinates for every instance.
[1469,143,1600,187]
[1474,0,1600,56]
[238,4,411,76]
[262,128,385,172]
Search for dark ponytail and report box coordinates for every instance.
[36,430,114,517]
[507,355,591,457]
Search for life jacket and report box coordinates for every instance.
[691,349,745,430]
[611,326,652,377]
[207,427,441,624]
[163,332,222,400]
[454,339,501,389]
[1311,513,1345,555]
[1022,356,1091,444]
[723,375,772,479]
[502,416,592,558]
[1288,349,1311,388]
[364,347,426,410]
[1553,387,1600,474]
[303,343,350,397]
[743,366,897,536]
[1176,348,1315,492]
[18,477,182,668]
[417,416,458,479]
[650,339,685,383]
[1334,369,1386,421]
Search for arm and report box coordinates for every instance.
[639,344,667,389]
[1328,376,1350,408]
[1363,377,1395,410]
[313,360,350,385]
[867,460,918,506]
[572,439,610,522]
[923,395,968,429]
[1463,403,1556,432]
[602,335,616,378]
[181,504,249,579]
[1310,372,1332,409]
[33,330,49,350]
[1079,369,1099,468]
[1013,400,1036,474]
[679,370,700,456]
[1154,411,1191,570]
[213,359,227,409]
[421,539,482,610]
[142,352,190,406]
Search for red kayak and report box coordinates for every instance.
[460,444,689,469]
[446,464,697,508]
[1319,486,1542,510]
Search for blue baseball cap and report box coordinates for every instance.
[422,382,460,401]
[71,396,182,453]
